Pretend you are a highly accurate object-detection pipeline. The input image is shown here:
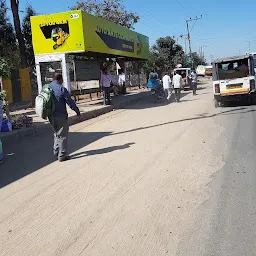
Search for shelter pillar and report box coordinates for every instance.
[35,53,70,94]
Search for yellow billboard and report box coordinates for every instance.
[31,11,149,59]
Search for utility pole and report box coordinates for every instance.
[186,15,202,69]
[201,46,208,64]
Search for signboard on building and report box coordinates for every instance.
[31,11,149,59]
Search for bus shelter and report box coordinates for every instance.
[30,10,149,94]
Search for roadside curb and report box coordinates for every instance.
[1,91,150,147]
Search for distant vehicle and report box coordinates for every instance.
[173,68,191,89]
[205,65,213,76]
[196,65,206,76]
[212,55,256,107]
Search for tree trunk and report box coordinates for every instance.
[10,0,26,67]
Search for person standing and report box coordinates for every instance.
[173,71,182,102]
[118,70,126,94]
[48,73,80,162]
[101,67,112,105]
[190,71,198,95]
[162,72,172,100]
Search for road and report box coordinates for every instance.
[0,79,256,256]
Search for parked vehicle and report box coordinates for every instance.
[196,65,206,76]
[151,82,166,103]
[212,55,256,107]
[205,65,213,76]
[173,68,191,89]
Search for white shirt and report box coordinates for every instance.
[162,75,172,89]
[173,74,182,88]
[118,73,125,85]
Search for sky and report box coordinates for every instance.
[5,0,256,63]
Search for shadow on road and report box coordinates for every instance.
[0,131,111,189]
[117,91,191,110]
[111,107,256,137]
[70,143,135,159]
[221,99,256,108]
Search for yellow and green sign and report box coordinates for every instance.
[31,10,149,59]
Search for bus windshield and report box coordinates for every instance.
[217,58,250,80]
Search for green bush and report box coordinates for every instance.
[0,58,11,78]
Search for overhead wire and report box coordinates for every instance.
[5,7,43,15]
[190,20,198,33]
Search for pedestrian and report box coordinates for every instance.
[173,71,182,102]
[118,70,126,94]
[48,73,81,162]
[149,70,158,80]
[101,67,112,105]
[162,72,172,100]
[190,70,198,95]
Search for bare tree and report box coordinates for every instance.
[71,0,139,29]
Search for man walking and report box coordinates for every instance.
[173,71,182,102]
[162,72,172,100]
[190,70,198,95]
[48,74,80,162]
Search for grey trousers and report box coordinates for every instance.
[49,116,69,159]
[174,88,181,102]
[192,82,197,95]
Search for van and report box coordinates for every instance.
[173,68,191,89]
[196,65,206,76]
[205,66,213,76]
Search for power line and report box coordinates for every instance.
[190,20,198,33]
[182,0,193,9]
[6,7,43,15]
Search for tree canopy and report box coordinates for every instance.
[145,36,207,74]
[71,0,139,29]
[22,5,37,68]
[0,0,19,77]
[145,36,186,74]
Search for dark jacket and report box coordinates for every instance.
[49,81,80,118]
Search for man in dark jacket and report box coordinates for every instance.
[48,73,80,162]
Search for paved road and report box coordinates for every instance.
[0,79,255,255]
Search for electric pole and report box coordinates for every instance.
[186,15,202,69]
[201,46,208,64]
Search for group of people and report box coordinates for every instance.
[162,70,198,102]
[46,68,198,162]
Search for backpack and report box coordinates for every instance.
[35,84,55,119]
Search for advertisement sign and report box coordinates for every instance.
[82,11,149,59]
[31,11,149,59]
[31,11,85,55]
